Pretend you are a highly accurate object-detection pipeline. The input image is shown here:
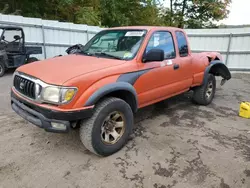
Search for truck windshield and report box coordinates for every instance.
[82,30,147,60]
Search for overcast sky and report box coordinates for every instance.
[222,0,250,25]
[162,0,250,25]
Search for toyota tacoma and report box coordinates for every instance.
[11,26,231,156]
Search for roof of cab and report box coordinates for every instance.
[106,26,182,32]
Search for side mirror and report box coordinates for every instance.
[66,44,85,54]
[143,49,164,63]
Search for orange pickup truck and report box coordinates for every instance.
[11,26,231,156]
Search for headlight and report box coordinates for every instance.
[42,86,60,103]
[61,88,77,103]
[41,86,77,104]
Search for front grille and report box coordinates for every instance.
[14,75,36,99]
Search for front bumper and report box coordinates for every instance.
[11,91,93,133]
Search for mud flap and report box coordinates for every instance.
[220,78,227,86]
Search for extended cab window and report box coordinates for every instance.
[145,31,176,59]
[176,31,188,57]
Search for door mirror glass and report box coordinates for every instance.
[143,49,164,63]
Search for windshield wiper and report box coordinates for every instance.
[94,52,123,60]
[80,51,93,56]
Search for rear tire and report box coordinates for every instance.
[80,97,134,156]
[192,74,216,105]
[0,62,6,77]
[27,57,38,63]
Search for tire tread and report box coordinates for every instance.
[0,61,6,77]
[80,97,132,156]
[192,74,216,105]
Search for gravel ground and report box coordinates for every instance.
[0,70,250,188]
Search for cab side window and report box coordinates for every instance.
[145,31,176,59]
[176,31,188,57]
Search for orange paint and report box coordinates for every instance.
[14,26,217,110]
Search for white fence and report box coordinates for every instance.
[186,28,250,71]
[0,14,102,60]
[0,14,249,71]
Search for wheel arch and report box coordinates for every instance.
[84,82,138,113]
[203,60,231,84]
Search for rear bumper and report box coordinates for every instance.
[11,91,93,133]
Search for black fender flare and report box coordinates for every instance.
[84,82,138,112]
[203,60,231,85]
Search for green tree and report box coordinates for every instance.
[100,0,161,27]
[0,0,231,28]
[161,0,231,28]
[0,0,100,24]
[75,7,100,25]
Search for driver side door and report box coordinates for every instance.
[134,31,189,107]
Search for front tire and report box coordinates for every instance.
[80,97,134,156]
[0,62,6,77]
[192,74,216,105]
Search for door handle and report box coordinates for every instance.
[173,64,180,70]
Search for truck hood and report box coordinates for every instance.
[17,54,125,85]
